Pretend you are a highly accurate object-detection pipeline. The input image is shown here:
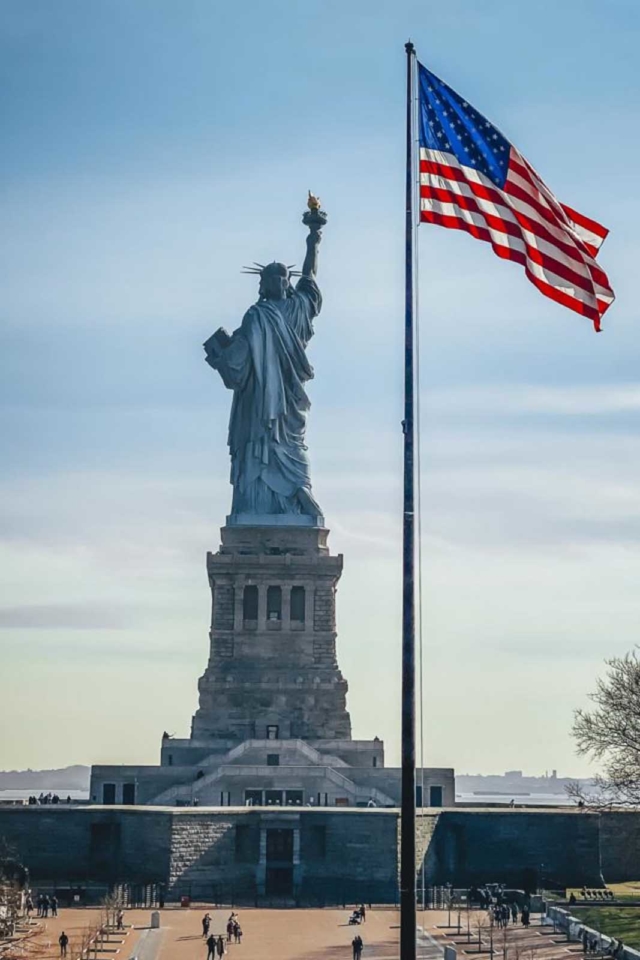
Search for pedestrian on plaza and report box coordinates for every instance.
[116,909,124,931]
[51,896,59,918]
[59,932,69,958]
[206,934,216,960]
[226,919,234,943]
[202,914,211,938]
[510,902,518,924]
[42,895,50,918]
[216,934,225,957]
[359,905,366,923]
[352,934,364,960]
[235,925,242,944]
[26,895,34,917]
[521,905,530,928]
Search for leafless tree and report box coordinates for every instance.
[473,911,493,956]
[497,919,515,960]
[571,650,640,808]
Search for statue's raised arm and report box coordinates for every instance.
[202,195,328,525]
[301,191,328,278]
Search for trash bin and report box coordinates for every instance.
[180,896,190,908]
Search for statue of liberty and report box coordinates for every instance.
[204,194,327,524]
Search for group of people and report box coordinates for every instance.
[348,905,367,925]
[467,884,532,929]
[26,893,59,917]
[351,933,364,959]
[470,884,507,910]
[350,906,367,959]
[491,902,520,928]
[580,930,625,958]
[26,793,73,805]
[203,912,243,958]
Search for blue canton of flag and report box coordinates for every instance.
[419,65,510,187]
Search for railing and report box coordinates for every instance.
[546,904,640,960]
[150,761,397,807]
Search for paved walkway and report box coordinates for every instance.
[1,907,594,960]
[421,909,591,960]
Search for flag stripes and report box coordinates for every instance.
[419,148,614,330]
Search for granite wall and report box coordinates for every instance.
[600,810,640,882]
[424,810,602,889]
[0,807,172,883]
[0,805,606,902]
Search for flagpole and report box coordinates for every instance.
[400,38,417,960]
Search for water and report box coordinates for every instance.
[456,791,576,807]
[0,788,574,806]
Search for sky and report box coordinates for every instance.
[1,0,639,777]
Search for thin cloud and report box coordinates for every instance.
[427,384,640,417]
[0,603,138,630]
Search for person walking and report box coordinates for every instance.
[51,896,59,918]
[511,902,518,925]
[116,909,124,931]
[352,934,364,960]
[202,914,211,939]
[42,896,50,919]
[216,934,225,958]
[206,934,216,960]
[59,932,69,958]
[359,905,366,923]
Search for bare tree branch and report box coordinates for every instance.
[571,650,640,808]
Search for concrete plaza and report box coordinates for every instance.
[6,906,594,960]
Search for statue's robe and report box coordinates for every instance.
[214,276,323,516]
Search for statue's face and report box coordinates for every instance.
[259,263,289,300]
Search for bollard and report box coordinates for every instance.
[150,912,160,929]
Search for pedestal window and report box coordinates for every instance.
[243,585,258,622]
[267,586,282,621]
[291,586,306,624]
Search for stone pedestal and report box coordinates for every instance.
[191,525,351,742]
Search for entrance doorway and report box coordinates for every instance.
[265,828,294,897]
[266,866,293,896]
[266,828,293,860]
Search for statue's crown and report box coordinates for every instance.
[242,261,301,278]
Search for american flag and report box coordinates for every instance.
[418,63,614,331]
